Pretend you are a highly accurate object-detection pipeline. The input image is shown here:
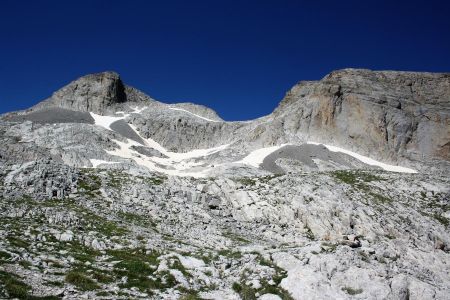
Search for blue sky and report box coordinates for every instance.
[1,0,449,120]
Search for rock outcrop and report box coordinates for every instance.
[272,69,450,163]
[30,71,138,114]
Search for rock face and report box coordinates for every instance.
[258,69,450,164]
[0,69,449,299]
[31,72,136,113]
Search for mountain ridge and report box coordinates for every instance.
[0,68,449,299]
[1,68,449,176]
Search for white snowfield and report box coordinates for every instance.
[168,107,220,122]
[89,159,118,168]
[90,106,148,130]
[105,138,228,177]
[237,142,417,173]
[89,113,124,130]
[307,142,417,173]
[89,109,229,177]
[237,144,288,168]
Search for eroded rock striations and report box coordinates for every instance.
[0,69,449,299]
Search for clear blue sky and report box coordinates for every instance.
[1,0,449,120]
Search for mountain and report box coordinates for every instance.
[0,69,449,299]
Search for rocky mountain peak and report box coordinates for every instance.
[31,71,131,113]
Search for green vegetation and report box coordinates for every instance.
[118,211,158,228]
[169,257,190,277]
[369,192,392,204]
[0,270,29,299]
[259,282,293,300]
[64,242,100,263]
[65,271,99,291]
[0,270,60,299]
[7,236,30,249]
[106,248,177,293]
[342,286,363,295]
[304,224,315,240]
[236,253,293,300]
[259,174,283,183]
[19,260,32,269]
[140,175,167,185]
[331,170,394,206]
[78,171,102,197]
[222,231,250,244]
[332,170,383,185]
[232,282,257,300]
[217,249,242,259]
[235,177,257,186]
[432,213,449,227]
[0,250,11,263]
[178,288,204,300]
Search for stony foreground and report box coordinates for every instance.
[0,160,449,299]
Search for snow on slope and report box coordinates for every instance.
[89,113,124,130]
[168,107,220,122]
[236,142,417,173]
[90,106,147,130]
[307,142,417,173]
[237,145,288,168]
[89,109,229,177]
[89,159,119,168]
[105,138,228,177]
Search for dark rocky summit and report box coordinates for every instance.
[32,72,130,113]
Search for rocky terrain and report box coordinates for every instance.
[0,69,449,299]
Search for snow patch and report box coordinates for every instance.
[106,127,229,177]
[89,113,124,130]
[90,106,147,130]
[236,144,288,168]
[89,159,118,168]
[307,142,417,173]
[168,107,220,122]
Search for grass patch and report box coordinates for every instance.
[304,225,315,240]
[170,258,190,277]
[141,175,167,186]
[222,231,250,244]
[433,214,449,227]
[218,249,242,259]
[178,288,204,300]
[369,192,392,204]
[235,177,257,186]
[342,286,363,295]
[107,248,176,292]
[0,270,30,299]
[0,270,61,299]
[332,170,383,185]
[63,242,101,263]
[118,211,157,228]
[65,271,99,291]
[0,250,11,262]
[7,236,30,249]
[259,282,293,300]
[232,282,257,300]
[78,172,102,197]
